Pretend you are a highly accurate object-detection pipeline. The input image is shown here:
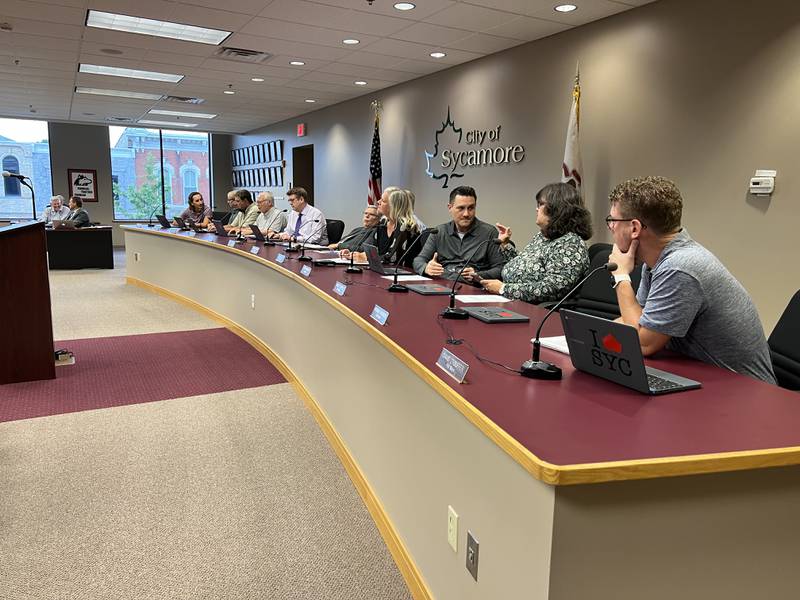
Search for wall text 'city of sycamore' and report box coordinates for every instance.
[440,125,525,173]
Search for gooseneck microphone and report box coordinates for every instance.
[441,238,501,319]
[387,227,433,293]
[297,219,324,261]
[522,262,618,379]
[147,206,159,228]
[2,170,27,180]
[263,209,290,246]
[4,172,36,219]
[344,227,378,274]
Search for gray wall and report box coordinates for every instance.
[47,123,231,244]
[234,0,800,332]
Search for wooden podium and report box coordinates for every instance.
[0,222,55,384]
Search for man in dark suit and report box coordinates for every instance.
[66,196,91,228]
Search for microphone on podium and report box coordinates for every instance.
[2,171,27,180]
[521,262,618,379]
[297,219,324,261]
[441,238,501,319]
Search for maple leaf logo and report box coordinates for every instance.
[425,107,465,188]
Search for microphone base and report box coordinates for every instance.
[263,240,276,246]
[284,246,300,253]
[298,255,313,262]
[345,266,363,273]
[520,360,562,380]
[441,307,469,320]
[387,283,409,293]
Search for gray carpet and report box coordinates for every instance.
[0,253,412,600]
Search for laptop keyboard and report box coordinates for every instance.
[647,374,682,392]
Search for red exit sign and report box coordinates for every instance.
[297,123,306,137]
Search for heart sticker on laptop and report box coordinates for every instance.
[602,334,622,354]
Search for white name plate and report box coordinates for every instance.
[250,246,260,255]
[275,253,286,263]
[370,305,389,326]
[300,264,312,277]
[333,281,347,296]
[436,347,469,384]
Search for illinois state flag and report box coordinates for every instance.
[561,68,583,190]
[367,113,382,205]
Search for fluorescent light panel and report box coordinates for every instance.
[139,119,198,128]
[80,63,183,83]
[149,109,216,119]
[75,86,163,100]
[86,10,231,45]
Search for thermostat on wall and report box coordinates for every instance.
[749,169,776,196]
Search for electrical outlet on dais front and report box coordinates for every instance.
[447,505,458,553]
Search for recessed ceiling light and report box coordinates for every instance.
[342,39,360,45]
[354,80,367,86]
[139,119,198,128]
[86,10,231,45]
[554,4,578,12]
[251,77,265,82]
[149,109,216,119]
[80,63,184,83]
[223,90,235,95]
[75,86,163,101]
[430,52,446,58]
[393,2,415,10]
[305,99,316,103]
[290,61,305,66]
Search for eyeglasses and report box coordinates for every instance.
[605,215,636,230]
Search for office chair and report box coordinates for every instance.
[768,290,800,391]
[570,244,641,320]
[326,219,345,245]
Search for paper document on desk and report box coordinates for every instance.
[380,274,431,282]
[455,294,512,303]
[535,336,570,355]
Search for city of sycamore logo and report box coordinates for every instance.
[424,107,525,188]
[589,329,633,376]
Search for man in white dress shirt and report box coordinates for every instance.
[277,187,328,245]
[254,191,287,236]
[39,195,71,224]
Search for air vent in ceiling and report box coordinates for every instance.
[214,47,271,64]
[106,116,134,122]
[163,95,206,105]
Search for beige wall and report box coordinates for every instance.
[235,0,800,332]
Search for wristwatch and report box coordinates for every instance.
[612,273,632,288]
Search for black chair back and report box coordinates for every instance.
[768,290,800,390]
[571,245,641,320]
[588,242,610,262]
[326,219,345,244]
[212,210,232,225]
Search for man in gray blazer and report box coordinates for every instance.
[66,196,91,228]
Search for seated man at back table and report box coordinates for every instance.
[607,175,776,384]
[65,196,91,228]
[276,187,328,245]
[412,185,505,282]
[330,205,379,251]
[254,191,287,237]
[226,189,259,236]
[40,195,70,225]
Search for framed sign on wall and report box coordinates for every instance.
[68,169,99,202]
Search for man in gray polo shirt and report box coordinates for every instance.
[413,185,505,282]
[607,176,776,384]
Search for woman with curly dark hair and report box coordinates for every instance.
[480,183,592,303]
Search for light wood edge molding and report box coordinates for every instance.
[124,227,800,487]
[125,276,433,600]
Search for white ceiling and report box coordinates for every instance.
[0,0,655,134]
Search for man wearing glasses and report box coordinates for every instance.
[607,176,775,383]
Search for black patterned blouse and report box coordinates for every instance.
[499,231,589,303]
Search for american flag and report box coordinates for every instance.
[367,113,382,205]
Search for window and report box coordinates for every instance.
[0,118,53,219]
[110,126,211,220]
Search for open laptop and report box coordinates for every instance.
[211,219,229,236]
[173,216,191,231]
[559,309,701,395]
[156,214,173,228]
[52,219,75,229]
[362,243,410,276]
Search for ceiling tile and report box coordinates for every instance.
[426,3,519,31]
[309,0,457,21]
[443,33,522,54]
[484,16,569,40]
[390,22,470,45]
[461,0,631,25]
[1,17,83,40]
[259,0,411,36]
[179,0,273,15]
[0,0,86,26]
[240,17,380,48]
[225,33,353,61]
[335,51,407,69]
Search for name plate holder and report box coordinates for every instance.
[370,305,389,326]
[333,281,347,297]
[436,348,469,384]
[249,246,260,255]
[227,240,237,247]
[300,264,312,277]
[275,253,287,264]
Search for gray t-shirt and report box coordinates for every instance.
[636,229,776,384]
